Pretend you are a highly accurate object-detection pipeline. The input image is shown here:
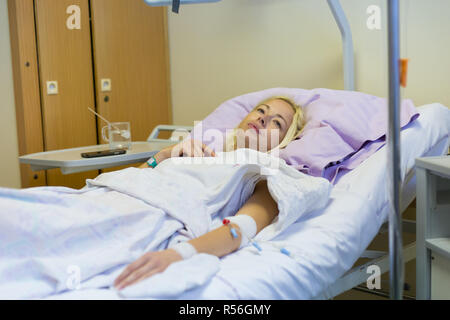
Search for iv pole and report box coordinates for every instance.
[387,0,404,300]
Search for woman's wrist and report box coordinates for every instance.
[143,144,175,168]
[154,147,171,164]
[188,225,241,258]
[169,241,198,260]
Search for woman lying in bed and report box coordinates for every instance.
[114,96,306,290]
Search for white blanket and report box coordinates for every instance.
[39,103,450,300]
[0,149,331,299]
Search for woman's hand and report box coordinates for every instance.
[155,139,216,163]
[140,140,216,169]
[114,249,182,290]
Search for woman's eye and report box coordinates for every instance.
[274,120,282,129]
[257,108,265,114]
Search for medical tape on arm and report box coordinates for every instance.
[170,241,197,260]
[226,215,257,249]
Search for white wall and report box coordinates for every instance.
[0,0,21,188]
[168,0,450,125]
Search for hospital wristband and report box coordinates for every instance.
[146,156,158,168]
[226,215,258,249]
[170,241,197,260]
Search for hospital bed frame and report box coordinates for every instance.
[314,204,417,300]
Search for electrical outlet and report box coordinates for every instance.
[46,81,58,95]
[101,79,112,92]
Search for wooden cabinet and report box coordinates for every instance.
[35,0,98,188]
[9,0,171,189]
[91,0,171,142]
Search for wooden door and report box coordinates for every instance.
[90,0,172,167]
[34,0,99,188]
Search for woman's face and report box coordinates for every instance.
[236,99,295,151]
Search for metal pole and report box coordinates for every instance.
[387,0,404,300]
[327,0,355,91]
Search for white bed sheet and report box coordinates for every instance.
[47,103,449,300]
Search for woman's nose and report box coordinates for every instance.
[258,117,266,127]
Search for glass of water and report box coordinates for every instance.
[102,122,132,150]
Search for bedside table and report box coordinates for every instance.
[416,156,450,300]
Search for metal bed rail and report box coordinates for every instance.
[315,242,416,300]
[147,125,194,142]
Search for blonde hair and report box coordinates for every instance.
[225,96,305,152]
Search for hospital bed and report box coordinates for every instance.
[36,102,448,300]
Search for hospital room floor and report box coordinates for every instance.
[334,201,417,300]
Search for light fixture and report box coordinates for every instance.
[144,0,221,13]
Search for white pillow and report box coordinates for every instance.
[334,103,449,222]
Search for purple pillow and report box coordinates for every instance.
[189,87,419,182]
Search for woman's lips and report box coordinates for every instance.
[248,123,260,134]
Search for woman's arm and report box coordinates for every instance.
[187,180,277,256]
[138,148,172,169]
[114,180,278,290]
[138,140,216,169]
